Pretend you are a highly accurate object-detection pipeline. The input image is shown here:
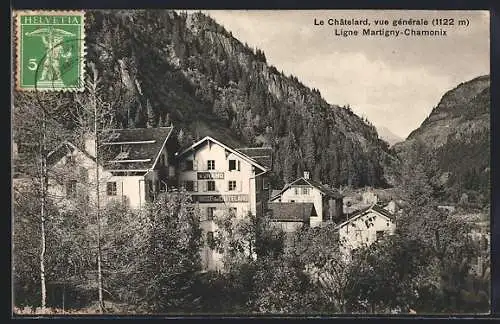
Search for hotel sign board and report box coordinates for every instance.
[197,172,225,180]
[193,194,249,203]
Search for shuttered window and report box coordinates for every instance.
[66,180,77,198]
[106,182,117,196]
[207,207,216,220]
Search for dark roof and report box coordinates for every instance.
[100,127,173,171]
[372,204,396,219]
[235,147,273,169]
[267,202,317,222]
[272,177,343,199]
[337,203,395,228]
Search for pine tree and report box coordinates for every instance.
[303,126,315,172]
[146,99,156,128]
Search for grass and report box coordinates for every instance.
[13,301,140,316]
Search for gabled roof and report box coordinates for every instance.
[47,141,95,167]
[176,136,269,172]
[335,203,395,229]
[267,202,316,222]
[235,147,273,170]
[270,190,282,200]
[271,177,344,200]
[101,127,173,171]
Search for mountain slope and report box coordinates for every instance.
[393,75,490,205]
[14,10,395,189]
[82,10,396,188]
[404,75,490,147]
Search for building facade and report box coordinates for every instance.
[270,172,344,227]
[337,204,396,259]
[175,136,272,271]
[46,127,177,210]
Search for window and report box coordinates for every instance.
[228,180,237,191]
[207,207,216,220]
[65,155,74,165]
[160,154,165,167]
[207,160,215,170]
[66,180,77,198]
[107,182,117,196]
[302,188,310,195]
[207,231,215,249]
[229,159,240,171]
[185,180,195,191]
[79,167,88,183]
[294,187,299,195]
[263,178,269,190]
[207,181,216,192]
[120,144,129,153]
[376,231,386,241]
[185,160,194,171]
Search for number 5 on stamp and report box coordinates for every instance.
[14,10,86,92]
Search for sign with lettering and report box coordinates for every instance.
[192,194,249,203]
[197,172,225,180]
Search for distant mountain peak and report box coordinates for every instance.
[377,126,403,146]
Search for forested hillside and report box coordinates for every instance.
[392,75,490,206]
[75,9,393,188]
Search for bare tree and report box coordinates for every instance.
[73,62,121,313]
[13,92,71,310]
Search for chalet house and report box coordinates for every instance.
[337,203,396,259]
[175,136,272,271]
[46,127,177,210]
[270,172,344,227]
[267,202,315,251]
[267,202,315,232]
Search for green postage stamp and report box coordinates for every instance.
[14,10,85,91]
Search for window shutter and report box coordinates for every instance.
[193,160,198,171]
[239,181,243,192]
[203,181,207,192]
[238,160,241,171]
[194,181,198,192]
[226,181,229,192]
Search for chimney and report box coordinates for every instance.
[84,133,96,158]
[304,171,310,180]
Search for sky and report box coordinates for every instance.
[189,10,490,139]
